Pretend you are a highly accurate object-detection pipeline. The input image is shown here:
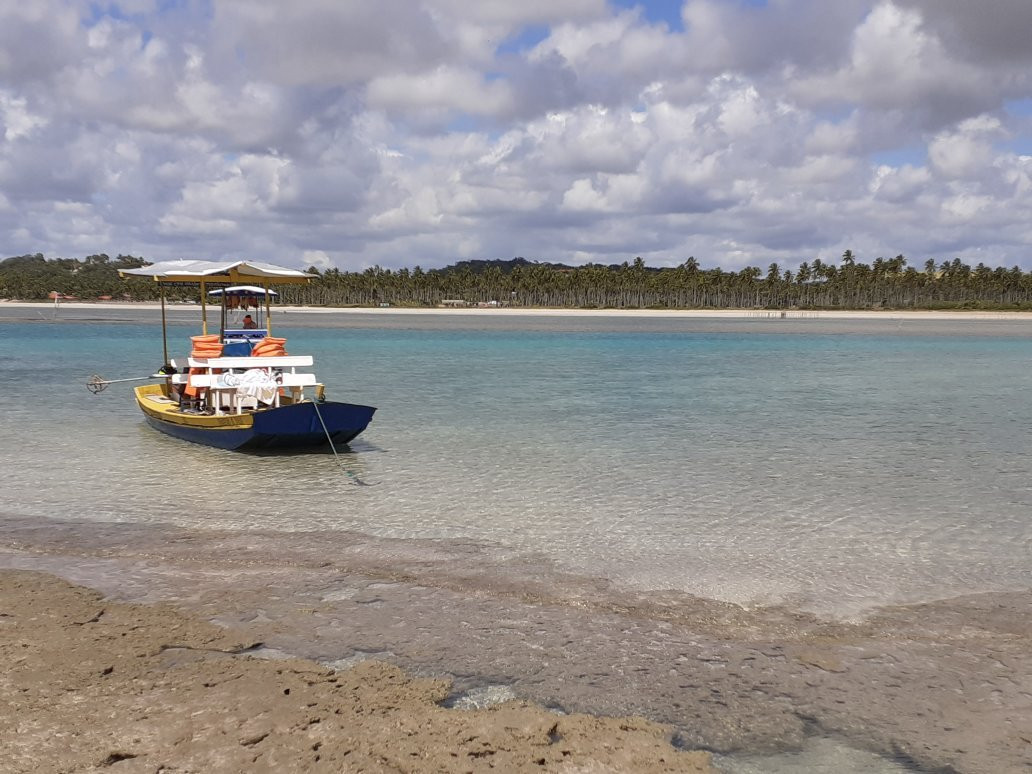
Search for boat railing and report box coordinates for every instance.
[167,355,318,414]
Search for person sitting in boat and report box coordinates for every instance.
[242,314,257,329]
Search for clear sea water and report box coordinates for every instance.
[2,312,1031,618]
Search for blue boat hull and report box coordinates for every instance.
[143,401,376,451]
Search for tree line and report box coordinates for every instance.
[0,253,160,301]
[3,251,1032,310]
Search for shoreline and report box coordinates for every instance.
[4,299,1032,321]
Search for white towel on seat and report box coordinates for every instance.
[219,369,278,404]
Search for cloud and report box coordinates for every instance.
[367,66,515,120]
[0,1,85,82]
[790,2,992,127]
[528,8,690,105]
[677,0,872,75]
[0,0,1030,271]
[208,1,452,86]
[0,91,47,141]
[928,116,1003,180]
[896,0,1032,67]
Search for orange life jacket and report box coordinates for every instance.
[251,336,287,357]
[185,339,224,398]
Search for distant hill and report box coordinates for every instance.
[435,257,659,274]
[435,257,553,274]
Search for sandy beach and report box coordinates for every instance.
[5,300,1032,340]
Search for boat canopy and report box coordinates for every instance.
[207,286,280,297]
[120,260,313,285]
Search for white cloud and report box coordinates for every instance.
[806,116,859,156]
[928,116,1002,179]
[302,250,334,271]
[367,66,514,119]
[942,193,993,221]
[530,8,688,96]
[433,0,605,26]
[716,82,764,137]
[561,178,609,212]
[0,91,47,141]
[0,0,85,81]
[871,164,932,203]
[792,2,991,126]
[0,0,1030,270]
[788,154,859,186]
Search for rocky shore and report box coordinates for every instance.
[0,570,712,773]
[1,517,1030,773]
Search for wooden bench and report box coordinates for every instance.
[167,356,318,414]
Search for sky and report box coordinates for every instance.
[1,0,1032,272]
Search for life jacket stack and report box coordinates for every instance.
[190,333,223,357]
[185,334,223,399]
[250,336,287,357]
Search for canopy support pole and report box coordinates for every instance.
[200,278,207,335]
[160,284,169,365]
[219,288,226,339]
[263,280,272,334]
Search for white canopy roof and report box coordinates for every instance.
[120,260,313,284]
[207,285,280,297]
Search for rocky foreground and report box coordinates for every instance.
[2,516,1031,773]
[0,570,712,773]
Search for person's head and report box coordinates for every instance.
[243,315,253,322]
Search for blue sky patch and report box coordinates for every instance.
[1003,99,1032,155]
[870,146,927,168]
[611,0,684,31]
[497,24,551,55]
[611,0,768,32]
[1004,98,1032,118]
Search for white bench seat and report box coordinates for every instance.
[165,355,319,413]
[187,355,313,369]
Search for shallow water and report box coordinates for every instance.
[2,311,1031,617]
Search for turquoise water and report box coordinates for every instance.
[2,315,1031,616]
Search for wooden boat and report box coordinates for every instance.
[119,260,376,451]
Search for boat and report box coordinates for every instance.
[117,260,376,451]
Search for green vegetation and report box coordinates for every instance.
[4,251,1032,310]
[0,253,162,301]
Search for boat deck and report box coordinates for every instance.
[136,384,256,429]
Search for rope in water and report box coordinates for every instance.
[309,399,370,486]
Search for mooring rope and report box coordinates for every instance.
[309,399,370,485]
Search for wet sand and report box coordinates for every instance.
[2,515,1030,773]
